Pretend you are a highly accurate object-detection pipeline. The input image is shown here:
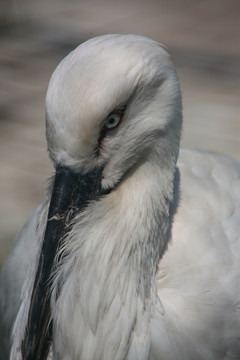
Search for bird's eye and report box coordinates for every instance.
[97,105,126,155]
[104,112,122,129]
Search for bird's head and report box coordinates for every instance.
[46,34,182,190]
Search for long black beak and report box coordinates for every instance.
[21,166,107,360]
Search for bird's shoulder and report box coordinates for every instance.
[158,148,240,296]
[153,148,240,359]
[0,203,46,358]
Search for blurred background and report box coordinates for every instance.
[0,0,240,266]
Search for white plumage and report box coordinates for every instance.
[0,34,240,360]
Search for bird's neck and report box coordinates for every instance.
[51,153,176,360]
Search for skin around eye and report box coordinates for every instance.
[96,105,127,156]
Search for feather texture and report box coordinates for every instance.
[0,34,239,360]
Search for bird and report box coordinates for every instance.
[0,34,240,360]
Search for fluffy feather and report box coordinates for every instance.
[0,34,239,360]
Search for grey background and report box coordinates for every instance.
[0,0,240,265]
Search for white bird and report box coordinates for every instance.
[0,34,240,360]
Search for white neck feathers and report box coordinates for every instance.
[50,152,175,360]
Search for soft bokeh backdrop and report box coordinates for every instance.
[0,0,240,265]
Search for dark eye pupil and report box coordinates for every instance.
[108,117,115,124]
